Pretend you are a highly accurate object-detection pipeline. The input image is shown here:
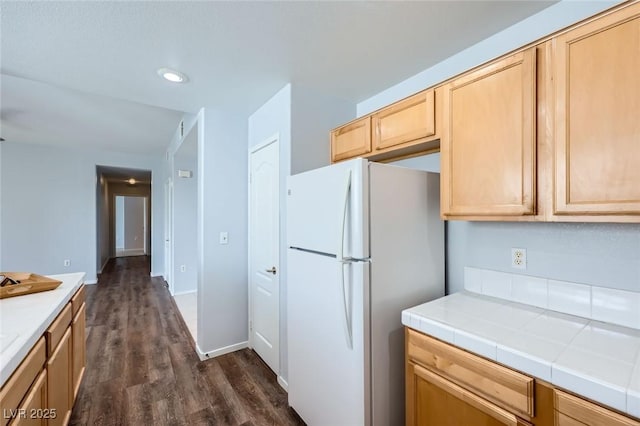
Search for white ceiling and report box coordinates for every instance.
[0,0,556,155]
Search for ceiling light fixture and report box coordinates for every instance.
[128,178,136,185]
[157,67,189,83]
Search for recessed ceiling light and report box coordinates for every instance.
[157,67,189,83]
[128,178,136,185]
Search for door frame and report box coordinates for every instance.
[164,178,174,294]
[247,133,280,373]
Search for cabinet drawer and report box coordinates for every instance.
[554,389,640,426]
[46,303,72,356]
[407,329,534,417]
[0,338,46,426]
[71,285,85,317]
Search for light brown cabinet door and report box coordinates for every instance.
[46,328,72,426]
[407,362,531,426]
[330,117,371,162]
[71,303,86,400]
[372,90,436,151]
[13,370,47,426]
[441,48,537,218]
[553,3,640,215]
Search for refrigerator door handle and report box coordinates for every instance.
[340,262,353,350]
[337,169,353,349]
[337,169,352,262]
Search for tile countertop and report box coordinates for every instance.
[402,291,640,419]
[0,272,85,387]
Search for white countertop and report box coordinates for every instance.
[403,291,640,419]
[0,272,85,387]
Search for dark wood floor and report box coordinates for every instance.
[70,256,304,426]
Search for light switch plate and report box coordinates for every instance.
[219,232,228,245]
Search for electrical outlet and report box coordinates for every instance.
[180,265,186,272]
[511,248,526,269]
[63,259,71,267]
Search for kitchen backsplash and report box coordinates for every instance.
[465,267,640,331]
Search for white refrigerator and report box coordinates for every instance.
[287,158,444,426]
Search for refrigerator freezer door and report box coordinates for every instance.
[288,248,366,425]
[287,158,369,259]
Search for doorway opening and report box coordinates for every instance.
[96,166,152,276]
[115,195,149,257]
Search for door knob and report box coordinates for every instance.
[266,267,277,275]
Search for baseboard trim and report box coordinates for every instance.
[116,248,145,256]
[98,258,110,274]
[277,375,289,392]
[150,271,163,278]
[84,279,98,285]
[196,341,248,361]
[173,289,197,297]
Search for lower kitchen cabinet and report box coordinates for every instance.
[406,328,534,426]
[0,283,85,426]
[408,361,532,426]
[13,370,48,426]
[0,339,46,426]
[554,390,640,426]
[46,328,72,426]
[71,303,86,400]
[406,328,640,426]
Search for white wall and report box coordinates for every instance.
[115,196,125,249]
[0,143,3,270]
[248,83,355,384]
[358,1,622,116]
[290,85,355,174]
[123,196,145,250]
[196,108,249,356]
[0,142,165,282]
[366,1,639,295]
[172,126,198,295]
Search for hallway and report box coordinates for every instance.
[70,256,303,426]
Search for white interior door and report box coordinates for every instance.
[164,179,173,293]
[249,137,280,373]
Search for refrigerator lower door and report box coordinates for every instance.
[288,248,366,425]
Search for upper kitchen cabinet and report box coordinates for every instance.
[370,88,440,159]
[441,48,537,218]
[330,116,372,163]
[330,88,441,164]
[552,3,640,217]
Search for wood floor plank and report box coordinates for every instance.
[69,256,303,426]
